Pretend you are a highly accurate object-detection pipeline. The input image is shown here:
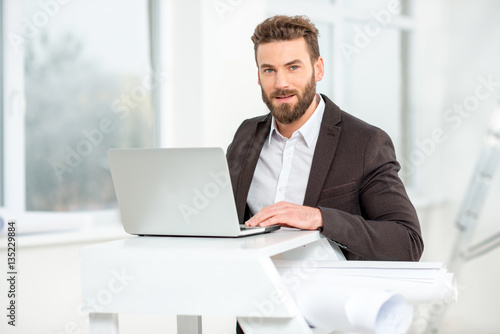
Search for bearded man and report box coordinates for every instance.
[226,15,423,262]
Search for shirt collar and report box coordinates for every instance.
[267,94,325,147]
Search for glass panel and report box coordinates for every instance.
[342,0,404,16]
[316,22,334,97]
[341,22,403,158]
[24,0,154,211]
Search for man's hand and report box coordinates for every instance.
[245,201,323,230]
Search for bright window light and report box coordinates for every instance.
[22,0,154,211]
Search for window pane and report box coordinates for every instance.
[316,22,334,96]
[342,0,404,15]
[24,0,154,211]
[341,22,403,158]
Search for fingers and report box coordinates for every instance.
[246,201,288,226]
[246,202,323,230]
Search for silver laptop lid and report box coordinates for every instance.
[108,148,241,237]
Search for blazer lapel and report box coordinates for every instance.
[236,115,272,221]
[303,95,342,207]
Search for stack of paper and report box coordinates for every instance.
[275,261,456,334]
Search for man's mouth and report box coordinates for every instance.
[275,94,295,101]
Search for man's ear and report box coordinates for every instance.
[314,56,325,82]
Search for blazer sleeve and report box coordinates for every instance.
[319,128,424,261]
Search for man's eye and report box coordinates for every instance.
[290,65,299,70]
[264,69,274,74]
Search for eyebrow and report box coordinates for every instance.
[259,59,304,69]
[284,59,304,66]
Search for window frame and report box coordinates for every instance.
[3,0,26,218]
[0,0,165,233]
[0,0,4,207]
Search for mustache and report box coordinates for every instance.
[270,89,298,99]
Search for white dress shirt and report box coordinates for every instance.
[247,94,326,215]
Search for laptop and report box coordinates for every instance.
[107,148,280,237]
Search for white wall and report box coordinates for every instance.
[163,0,268,149]
[200,0,268,148]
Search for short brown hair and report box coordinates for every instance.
[251,15,320,63]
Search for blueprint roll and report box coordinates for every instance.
[293,281,413,334]
[293,270,457,304]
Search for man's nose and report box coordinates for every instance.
[275,71,289,90]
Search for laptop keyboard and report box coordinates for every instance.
[239,224,261,230]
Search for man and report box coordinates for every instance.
[226,15,423,262]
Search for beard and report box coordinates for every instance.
[261,74,317,124]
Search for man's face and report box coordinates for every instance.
[256,37,324,124]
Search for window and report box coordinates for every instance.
[2,0,162,229]
[23,0,154,212]
[267,0,418,186]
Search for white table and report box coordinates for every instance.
[80,229,345,334]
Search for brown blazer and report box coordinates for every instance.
[226,94,423,261]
